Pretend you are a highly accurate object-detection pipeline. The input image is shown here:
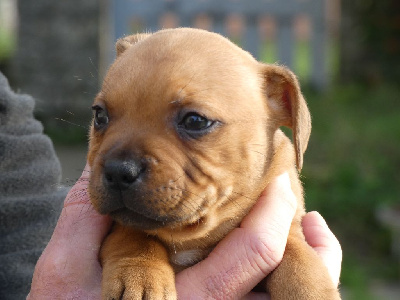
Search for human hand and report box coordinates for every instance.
[27,165,112,299]
[175,173,342,299]
[28,170,341,299]
[302,210,342,288]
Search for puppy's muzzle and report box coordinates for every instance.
[103,159,146,191]
[99,158,186,229]
[99,158,146,215]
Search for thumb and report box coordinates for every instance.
[176,173,297,299]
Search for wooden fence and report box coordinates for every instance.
[106,0,328,88]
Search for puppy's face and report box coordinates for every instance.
[88,29,310,234]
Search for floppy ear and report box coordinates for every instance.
[261,64,311,171]
[115,33,152,57]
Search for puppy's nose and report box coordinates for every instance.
[103,159,145,190]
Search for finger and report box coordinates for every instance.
[29,164,111,298]
[241,172,297,246]
[176,173,297,299]
[54,164,112,251]
[302,211,342,287]
[48,163,112,276]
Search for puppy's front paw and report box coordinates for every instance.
[102,263,176,300]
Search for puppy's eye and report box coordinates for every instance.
[180,113,213,131]
[92,105,109,129]
[177,112,221,139]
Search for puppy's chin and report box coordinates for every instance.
[110,207,203,231]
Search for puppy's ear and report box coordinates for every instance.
[115,33,152,57]
[261,64,311,171]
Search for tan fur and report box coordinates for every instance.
[88,28,340,299]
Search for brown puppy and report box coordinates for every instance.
[88,28,340,299]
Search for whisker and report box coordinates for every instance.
[230,190,257,202]
[176,73,196,99]
[83,91,98,97]
[171,174,184,183]
[54,117,89,129]
[173,187,206,202]
[89,57,99,76]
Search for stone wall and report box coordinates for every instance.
[10,0,100,127]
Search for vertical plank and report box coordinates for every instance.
[277,16,294,69]
[310,0,327,89]
[244,15,260,59]
[109,0,328,89]
[112,0,128,40]
[212,13,226,36]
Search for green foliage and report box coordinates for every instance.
[301,84,400,288]
[341,257,375,300]
[260,40,312,81]
[0,28,15,60]
[340,0,400,83]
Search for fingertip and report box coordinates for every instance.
[263,173,292,197]
[302,211,327,229]
[257,172,296,211]
[275,172,291,185]
[270,172,297,211]
[241,172,296,230]
[302,211,331,248]
[64,163,92,207]
[80,162,91,179]
[302,211,342,287]
[59,162,110,235]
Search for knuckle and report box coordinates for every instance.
[246,231,285,275]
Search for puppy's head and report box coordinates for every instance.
[88,28,310,234]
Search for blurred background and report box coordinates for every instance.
[0,0,399,298]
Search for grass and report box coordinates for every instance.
[301,84,400,295]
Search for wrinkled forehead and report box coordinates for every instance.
[100,31,262,112]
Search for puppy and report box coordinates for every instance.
[88,28,340,299]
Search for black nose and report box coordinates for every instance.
[103,159,145,190]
